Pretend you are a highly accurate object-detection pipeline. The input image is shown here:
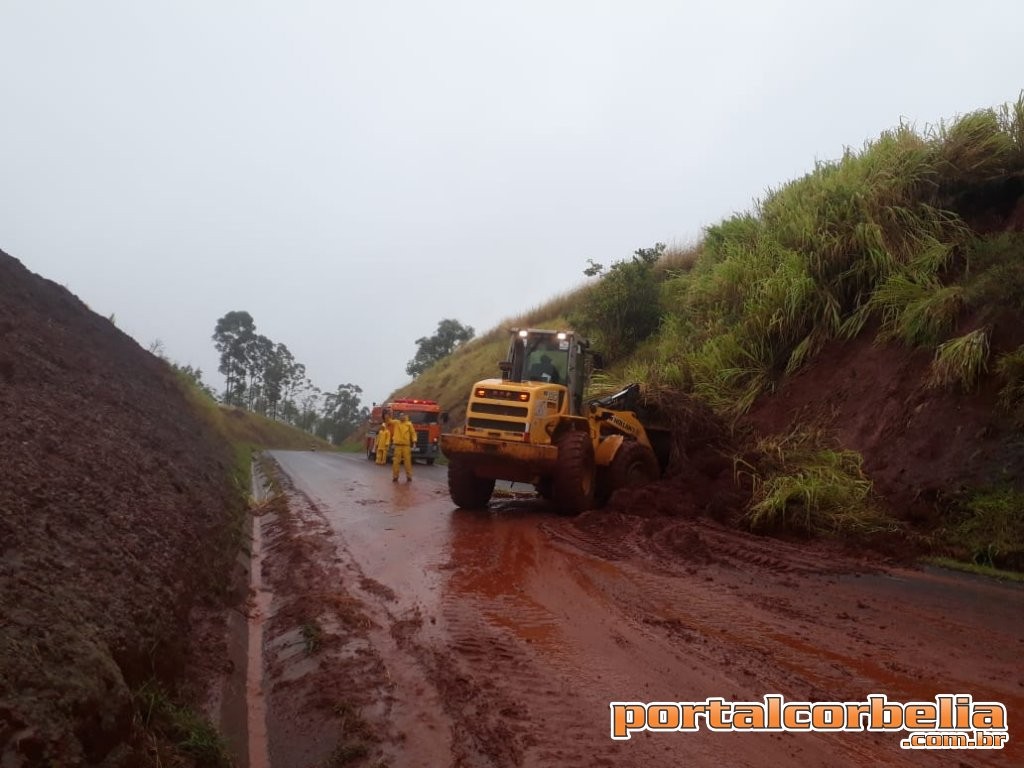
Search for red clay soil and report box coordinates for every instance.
[0,251,242,766]
[744,321,1024,538]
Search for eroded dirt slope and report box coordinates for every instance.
[744,323,1024,539]
[0,251,241,765]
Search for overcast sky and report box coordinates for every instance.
[2,1,1021,403]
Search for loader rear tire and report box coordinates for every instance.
[553,431,595,515]
[608,441,659,495]
[448,461,495,509]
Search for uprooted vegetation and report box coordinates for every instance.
[401,95,1024,567]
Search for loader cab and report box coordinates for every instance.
[501,328,589,415]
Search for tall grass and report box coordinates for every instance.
[995,345,1024,410]
[650,96,1024,416]
[928,327,991,391]
[741,429,889,535]
[394,97,1024,427]
[940,487,1024,569]
[871,275,964,346]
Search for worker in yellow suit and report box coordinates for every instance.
[373,423,391,465]
[387,412,417,482]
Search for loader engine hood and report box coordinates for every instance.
[461,378,567,443]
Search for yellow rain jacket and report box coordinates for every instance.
[373,425,391,451]
[387,414,417,480]
[388,416,417,447]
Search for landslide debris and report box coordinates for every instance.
[0,251,243,765]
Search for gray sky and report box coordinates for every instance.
[2,1,1022,403]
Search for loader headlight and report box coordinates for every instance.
[475,388,530,402]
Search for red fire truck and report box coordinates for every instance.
[365,398,446,465]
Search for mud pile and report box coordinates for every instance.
[0,251,241,765]
[605,192,1024,567]
[609,393,745,521]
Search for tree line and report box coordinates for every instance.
[210,310,368,443]
[161,312,476,445]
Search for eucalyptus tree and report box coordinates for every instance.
[213,311,256,406]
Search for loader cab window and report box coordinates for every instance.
[525,339,568,385]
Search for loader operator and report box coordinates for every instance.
[528,353,560,384]
[373,423,391,465]
[386,411,416,482]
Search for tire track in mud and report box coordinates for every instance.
[253,461,399,768]
[260,453,1023,768]
[412,505,735,768]
[540,513,1024,767]
[393,573,624,768]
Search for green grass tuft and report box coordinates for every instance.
[995,345,1024,411]
[741,430,891,535]
[872,275,964,346]
[928,327,990,391]
[937,487,1024,570]
[135,681,232,768]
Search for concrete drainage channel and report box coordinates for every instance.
[244,467,273,768]
[209,462,273,768]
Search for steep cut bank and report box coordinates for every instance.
[0,251,243,765]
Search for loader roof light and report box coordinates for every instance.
[557,332,567,340]
[519,329,529,338]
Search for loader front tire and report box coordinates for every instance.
[608,441,660,494]
[553,431,595,515]
[448,461,495,509]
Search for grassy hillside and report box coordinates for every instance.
[383,96,1024,567]
[640,98,1024,416]
[384,246,702,426]
[174,371,334,489]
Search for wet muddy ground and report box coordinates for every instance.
[240,451,1023,768]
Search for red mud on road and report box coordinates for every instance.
[254,452,1023,768]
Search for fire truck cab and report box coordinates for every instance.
[366,398,447,465]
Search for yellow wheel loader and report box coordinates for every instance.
[440,328,670,513]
